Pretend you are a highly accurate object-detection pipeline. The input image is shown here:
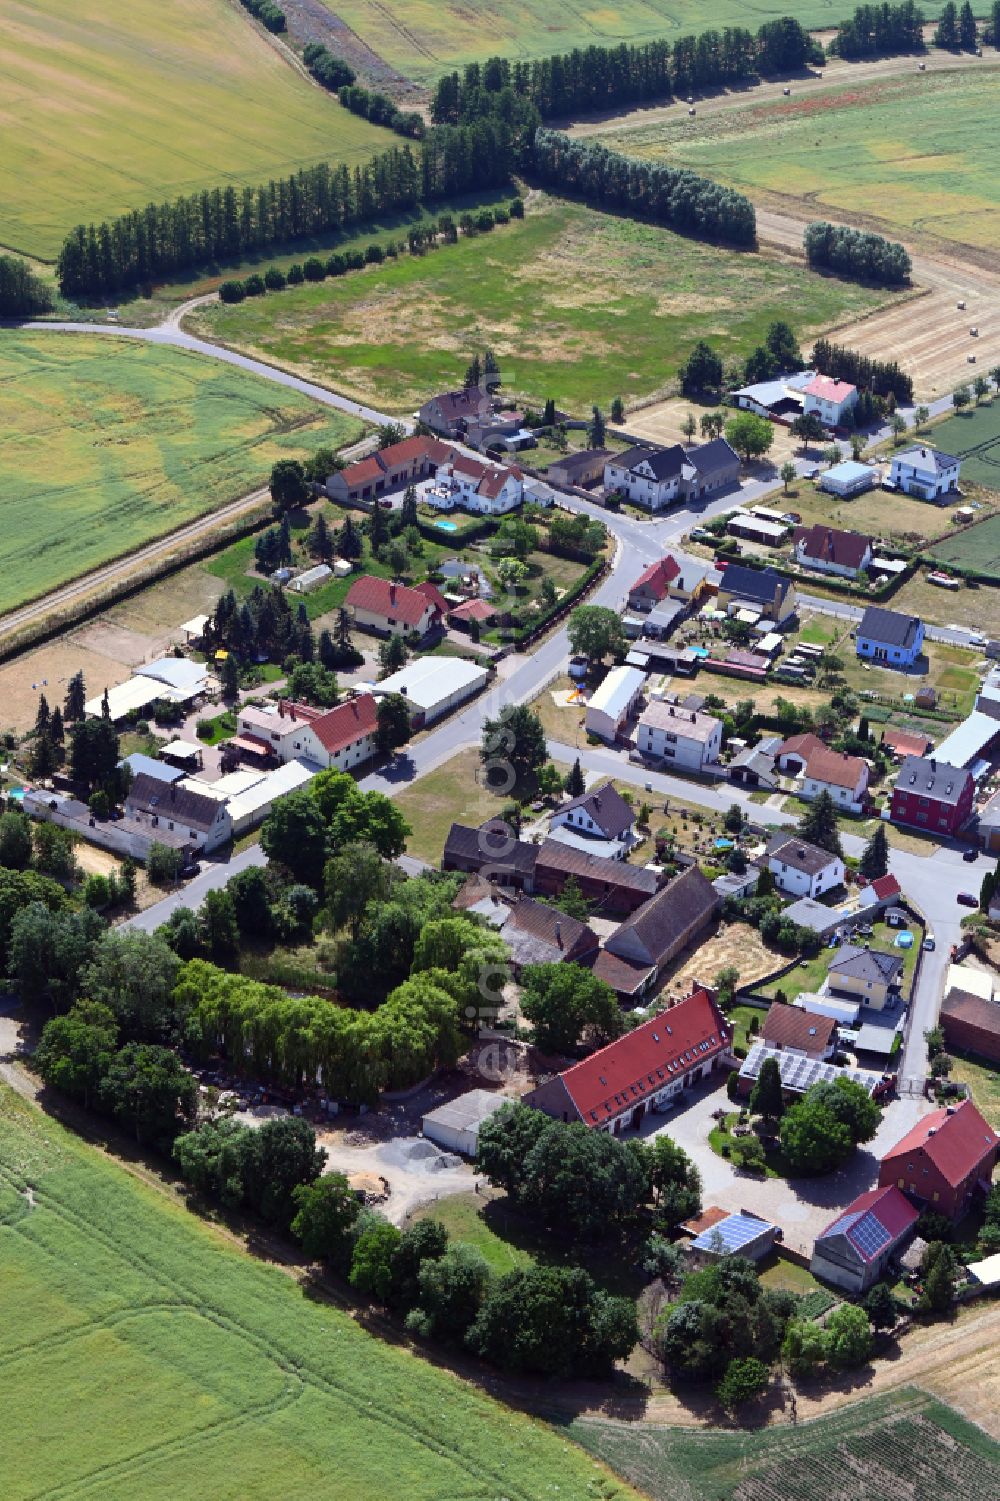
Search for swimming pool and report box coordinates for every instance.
[434,519,458,531]
[7,787,25,802]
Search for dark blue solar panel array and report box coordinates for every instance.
[847,1212,891,1261]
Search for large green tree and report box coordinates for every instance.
[99,1043,196,1144]
[779,1096,853,1174]
[260,789,329,887]
[269,458,309,512]
[797,790,844,857]
[34,1000,119,1108]
[566,605,626,663]
[859,822,889,880]
[79,930,181,1041]
[480,704,547,794]
[519,962,622,1055]
[291,1173,361,1268]
[724,411,774,464]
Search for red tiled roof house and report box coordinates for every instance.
[327,436,453,503]
[878,1099,999,1220]
[521,986,730,1134]
[345,575,443,638]
[236,695,378,772]
[628,556,681,612]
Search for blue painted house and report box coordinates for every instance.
[855,605,924,668]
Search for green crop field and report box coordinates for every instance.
[0,332,362,614]
[189,193,894,412]
[0,0,396,261]
[0,1085,637,1501]
[569,1388,1000,1501]
[596,69,1000,253]
[925,401,1000,491]
[319,0,949,85]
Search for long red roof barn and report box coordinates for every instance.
[521,986,730,1134]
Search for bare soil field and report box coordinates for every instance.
[69,619,165,669]
[829,287,1000,403]
[0,637,132,735]
[107,563,227,639]
[659,922,780,998]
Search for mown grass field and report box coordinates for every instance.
[925,400,1000,492]
[190,194,894,411]
[0,0,396,260]
[596,69,1000,253]
[0,1085,638,1501]
[0,333,362,615]
[568,1388,1000,1501]
[319,0,949,84]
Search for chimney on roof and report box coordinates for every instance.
[278,699,285,718]
[927,1126,937,1135]
[555,920,563,948]
[930,758,936,771]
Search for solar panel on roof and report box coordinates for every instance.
[847,1213,892,1262]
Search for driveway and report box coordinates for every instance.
[626,1072,933,1256]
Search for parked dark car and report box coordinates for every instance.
[956,891,978,907]
[963,847,979,862]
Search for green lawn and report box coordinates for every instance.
[761,920,917,1000]
[0,0,396,260]
[0,332,362,615]
[391,748,516,862]
[595,69,1000,253]
[0,1085,639,1501]
[189,193,895,412]
[318,0,952,85]
[948,1051,1000,1129]
[568,1388,1000,1501]
[411,1191,644,1298]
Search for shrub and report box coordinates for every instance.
[218,280,245,303]
[287,263,304,284]
[509,196,525,218]
[263,266,286,290]
[365,243,384,263]
[243,273,266,297]
[303,257,326,282]
[326,253,348,277]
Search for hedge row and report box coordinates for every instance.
[217,200,522,305]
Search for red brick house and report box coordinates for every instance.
[878,1099,999,1219]
[940,990,1000,1066]
[521,986,730,1133]
[889,756,975,838]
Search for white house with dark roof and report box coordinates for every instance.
[889,446,961,500]
[548,781,637,857]
[604,440,739,511]
[765,834,845,899]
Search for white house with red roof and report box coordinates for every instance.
[878,1099,999,1219]
[521,985,730,1134]
[426,454,523,515]
[803,373,858,428]
[800,744,870,812]
[810,1185,919,1293]
[345,575,443,638]
[236,694,378,772]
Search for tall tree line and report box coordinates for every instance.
[58,122,514,298]
[805,220,911,285]
[831,1,926,57]
[531,129,756,246]
[812,336,914,402]
[430,18,813,123]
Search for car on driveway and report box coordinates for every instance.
[957,891,978,907]
[963,847,979,862]
[923,935,936,951]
